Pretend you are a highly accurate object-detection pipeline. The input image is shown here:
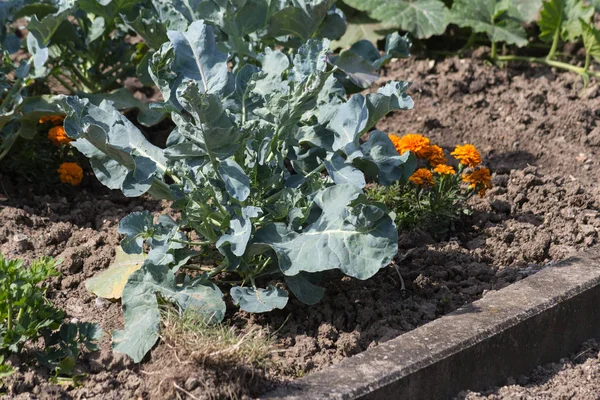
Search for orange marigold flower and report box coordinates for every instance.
[433,164,455,175]
[39,115,65,125]
[388,133,430,157]
[48,126,71,146]
[424,145,447,166]
[409,168,434,186]
[462,167,492,197]
[57,162,83,186]
[451,144,482,167]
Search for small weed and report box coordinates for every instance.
[160,307,273,369]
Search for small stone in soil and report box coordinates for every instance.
[95,297,110,309]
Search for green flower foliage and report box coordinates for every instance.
[62,20,416,362]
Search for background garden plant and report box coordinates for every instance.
[0,253,102,380]
[339,0,600,83]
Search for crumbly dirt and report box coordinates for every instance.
[458,340,600,400]
[2,49,600,399]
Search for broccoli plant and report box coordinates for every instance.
[61,20,415,362]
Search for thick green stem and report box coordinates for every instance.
[490,41,497,60]
[584,52,591,72]
[496,55,600,77]
[547,27,561,60]
[171,238,211,247]
[208,263,229,278]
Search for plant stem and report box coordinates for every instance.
[547,26,561,60]
[490,41,497,60]
[208,263,229,278]
[496,55,600,77]
[171,238,211,247]
[66,63,97,92]
[584,52,591,72]
[6,304,12,332]
[52,73,77,94]
[181,264,213,272]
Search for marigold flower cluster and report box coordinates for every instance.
[40,115,71,146]
[408,168,434,186]
[462,167,492,197]
[451,144,481,168]
[388,133,492,196]
[388,133,431,158]
[57,162,83,186]
[39,115,65,125]
[48,126,71,146]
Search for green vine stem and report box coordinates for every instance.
[496,55,600,78]
[547,21,562,60]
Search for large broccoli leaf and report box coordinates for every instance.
[253,184,398,279]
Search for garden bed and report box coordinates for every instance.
[461,339,600,399]
[2,51,600,399]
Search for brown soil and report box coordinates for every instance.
[458,340,600,400]
[2,49,600,399]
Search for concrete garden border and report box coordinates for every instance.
[263,252,600,399]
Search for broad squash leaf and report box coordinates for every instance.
[342,0,450,39]
[538,0,594,43]
[581,19,600,63]
[451,0,528,47]
[504,0,543,22]
[331,22,391,50]
[267,0,336,42]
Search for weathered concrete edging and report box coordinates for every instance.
[263,253,600,400]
